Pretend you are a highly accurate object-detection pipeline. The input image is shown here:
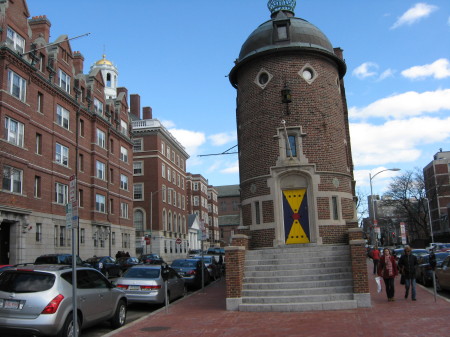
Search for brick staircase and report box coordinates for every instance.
[239,244,358,312]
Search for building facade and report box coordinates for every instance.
[131,102,190,262]
[424,149,450,242]
[216,184,240,245]
[0,0,134,264]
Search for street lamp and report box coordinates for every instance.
[369,168,400,245]
[424,197,435,244]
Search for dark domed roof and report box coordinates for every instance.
[229,10,346,86]
[239,17,334,61]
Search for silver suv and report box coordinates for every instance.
[0,264,127,336]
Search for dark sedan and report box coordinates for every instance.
[117,257,140,272]
[85,256,122,278]
[139,254,165,265]
[170,258,210,289]
[436,255,450,292]
[416,252,449,286]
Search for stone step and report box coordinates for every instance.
[242,285,353,297]
[241,292,355,304]
[243,272,353,283]
[245,260,350,270]
[243,278,353,290]
[244,264,352,274]
[238,300,358,312]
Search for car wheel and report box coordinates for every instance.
[110,299,127,329]
[57,313,80,337]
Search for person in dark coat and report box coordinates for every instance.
[378,248,399,301]
[398,246,418,301]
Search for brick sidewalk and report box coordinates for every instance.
[105,261,450,337]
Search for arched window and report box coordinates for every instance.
[162,209,166,231]
[134,210,144,233]
[168,211,172,232]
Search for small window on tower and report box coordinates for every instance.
[286,135,297,157]
[254,69,273,89]
[106,73,111,87]
[298,64,317,84]
[277,25,288,40]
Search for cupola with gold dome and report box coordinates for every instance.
[90,54,119,99]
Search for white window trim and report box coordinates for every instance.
[56,105,70,130]
[55,143,69,166]
[55,182,68,205]
[7,70,26,101]
[4,116,24,147]
[58,69,71,93]
[2,165,23,194]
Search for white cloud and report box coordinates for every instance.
[220,161,239,174]
[168,128,206,156]
[391,3,438,29]
[352,62,378,79]
[161,120,176,128]
[401,58,450,79]
[354,167,401,189]
[350,117,450,166]
[349,88,450,119]
[208,131,237,146]
[378,69,395,81]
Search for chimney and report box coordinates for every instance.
[116,87,128,99]
[143,107,153,120]
[130,94,141,119]
[73,51,84,75]
[29,15,51,43]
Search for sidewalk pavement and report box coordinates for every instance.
[105,260,450,337]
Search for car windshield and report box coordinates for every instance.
[0,271,55,293]
[436,252,449,261]
[172,260,196,268]
[86,257,101,263]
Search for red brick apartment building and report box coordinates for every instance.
[186,173,220,249]
[0,0,134,264]
[130,98,191,262]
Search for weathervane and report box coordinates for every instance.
[267,0,296,14]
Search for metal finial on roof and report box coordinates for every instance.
[267,0,296,15]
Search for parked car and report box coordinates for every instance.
[435,243,450,252]
[139,253,165,265]
[0,265,13,275]
[34,254,90,266]
[191,255,221,280]
[411,249,428,257]
[117,257,140,273]
[393,248,404,262]
[0,264,127,337]
[188,249,202,257]
[416,252,449,286]
[170,259,210,289]
[207,247,225,255]
[114,265,185,305]
[85,256,122,278]
[435,255,450,292]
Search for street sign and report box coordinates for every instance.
[66,204,73,229]
[176,238,182,245]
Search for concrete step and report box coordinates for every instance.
[242,285,353,297]
[238,244,355,312]
[243,278,353,290]
[238,300,358,312]
[243,272,353,284]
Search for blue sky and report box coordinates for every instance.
[27,0,450,196]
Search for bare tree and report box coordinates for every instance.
[383,168,430,242]
[355,187,369,224]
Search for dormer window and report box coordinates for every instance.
[273,21,290,42]
[58,69,71,93]
[6,27,25,54]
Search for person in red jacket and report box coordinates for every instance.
[371,247,380,274]
[378,248,398,301]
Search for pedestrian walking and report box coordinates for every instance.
[398,246,418,301]
[378,248,398,301]
[372,246,380,274]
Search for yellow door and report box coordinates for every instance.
[282,189,310,244]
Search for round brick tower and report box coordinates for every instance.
[229,0,356,248]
